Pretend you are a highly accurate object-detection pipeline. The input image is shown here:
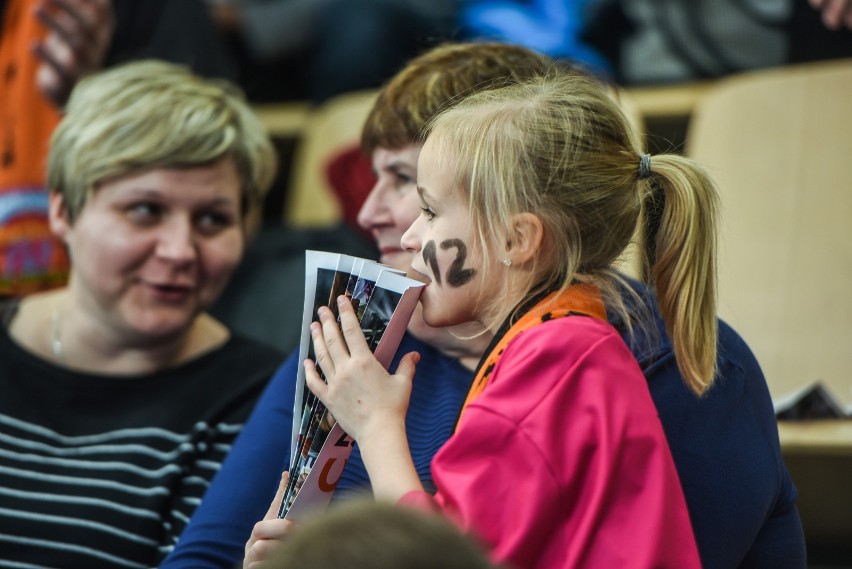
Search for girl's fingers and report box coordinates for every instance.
[313,297,371,374]
[317,305,350,363]
[244,472,292,567]
[309,321,335,378]
[335,295,372,355]
[395,351,421,382]
[264,471,289,521]
[304,358,329,402]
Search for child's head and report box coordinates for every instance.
[416,71,642,316]
[407,69,720,394]
[269,501,497,569]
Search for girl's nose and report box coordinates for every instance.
[400,216,423,253]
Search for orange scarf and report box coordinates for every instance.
[0,0,70,295]
[458,284,607,425]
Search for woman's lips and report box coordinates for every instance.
[146,282,194,302]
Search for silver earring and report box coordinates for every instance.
[502,259,512,267]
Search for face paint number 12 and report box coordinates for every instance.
[422,238,476,287]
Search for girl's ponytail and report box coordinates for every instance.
[644,154,720,395]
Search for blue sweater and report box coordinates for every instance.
[632,320,805,568]
[162,313,805,569]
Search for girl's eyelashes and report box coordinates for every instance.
[420,205,436,221]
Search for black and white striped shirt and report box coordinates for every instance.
[0,317,283,569]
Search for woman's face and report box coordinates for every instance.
[357,145,421,272]
[50,158,244,339]
[401,137,494,329]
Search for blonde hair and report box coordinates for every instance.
[47,60,277,222]
[426,71,719,395]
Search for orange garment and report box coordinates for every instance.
[0,0,69,296]
[459,284,606,422]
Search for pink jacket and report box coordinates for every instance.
[401,316,701,569]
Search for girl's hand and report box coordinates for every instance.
[305,295,419,443]
[244,472,296,569]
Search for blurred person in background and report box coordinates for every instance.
[205,0,460,102]
[265,498,499,569]
[458,0,852,86]
[582,0,852,86]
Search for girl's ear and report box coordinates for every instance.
[506,212,544,265]
[48,191,71,240]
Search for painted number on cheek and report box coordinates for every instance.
[422,239,477,287]
[442,239,477,286]
[422,240,442,285]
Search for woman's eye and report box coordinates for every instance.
[395,173,415,187]
[126,203,162,224]
[196,211,235,234]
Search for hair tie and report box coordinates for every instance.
[638,154,652,179]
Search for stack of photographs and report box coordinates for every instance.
[278,251,425,520]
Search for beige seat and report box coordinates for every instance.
[687,58,852,411]
[284,89,379,227]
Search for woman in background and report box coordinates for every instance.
[0,60,283,567]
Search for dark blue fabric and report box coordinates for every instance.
[645,321,805,568]
[160,332,472,568]
[611,284,806,569]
